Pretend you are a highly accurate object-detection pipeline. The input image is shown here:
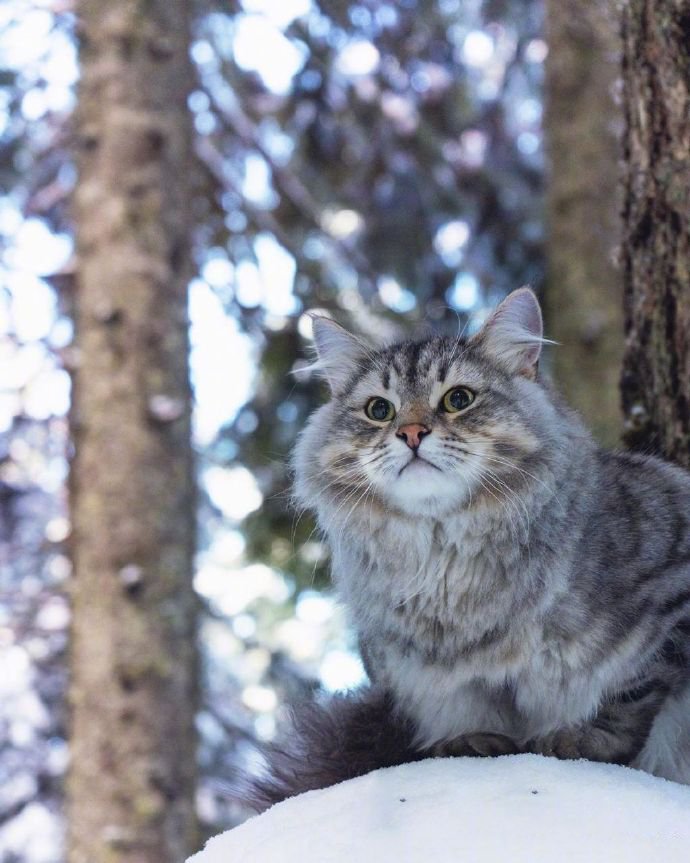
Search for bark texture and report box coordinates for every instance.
[543,0,624,446]
[67,2,197,861]
[619,0,690,466]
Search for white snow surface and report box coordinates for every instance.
[189,755,690,863]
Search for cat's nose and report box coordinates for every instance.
[396,424,431,451]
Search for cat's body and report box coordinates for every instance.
[252,289,690,808]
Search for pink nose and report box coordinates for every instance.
[396,423,431,450]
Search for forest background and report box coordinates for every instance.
[0,0,688,862]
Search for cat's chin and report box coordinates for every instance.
[382,466,469,516]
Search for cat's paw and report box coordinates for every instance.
[527,731,584,760]
[528,726,636,763]
[433,732,521,758]
[464,732,522,756]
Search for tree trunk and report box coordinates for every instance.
[67,2,197,862]
[619,0,690,467]
[543,0,624,446]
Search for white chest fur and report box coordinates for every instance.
[329,509,616,748]
[383,640,608,748]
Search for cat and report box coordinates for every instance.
[250,287,690,809]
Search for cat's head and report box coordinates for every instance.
[296,288,565,518]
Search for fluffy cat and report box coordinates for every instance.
[251,288,690,808]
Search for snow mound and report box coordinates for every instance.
[190,755,690,862]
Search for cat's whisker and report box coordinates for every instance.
[301,451,388,502]
[326,482,375,555]
[298,452,372,483]
[473,473,518,540]
[453,443,553,493]
[443,311,471,374]
[289,458,372,547]
[439,440,555,529]
[454,456,525,544]
[334,481,377,552]
[319,478,373,539]
[477,467,531,542]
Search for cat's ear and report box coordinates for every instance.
[310,315,368,392]
[472,287,548,379]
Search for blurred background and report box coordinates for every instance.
[0,0,625,860]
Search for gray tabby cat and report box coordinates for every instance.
[253,288,690,808]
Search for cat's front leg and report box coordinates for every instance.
[526,686,665,765]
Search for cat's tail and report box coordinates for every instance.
[244,685,423,812]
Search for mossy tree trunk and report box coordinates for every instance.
[619,0,690,466]
[543,0,624,446]
[67,2,198,861]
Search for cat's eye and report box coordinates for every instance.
[365,397,396,422]
[441,386,475,413]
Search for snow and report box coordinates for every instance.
[189,755,690,862]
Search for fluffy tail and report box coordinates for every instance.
[245,686,422,811]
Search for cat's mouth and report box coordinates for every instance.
[397,455,442,476]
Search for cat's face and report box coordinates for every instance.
[299,289,557,518]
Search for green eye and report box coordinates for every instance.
[441,386,475,413]
[365,397,396,422]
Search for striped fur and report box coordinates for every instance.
[270,289,690,803]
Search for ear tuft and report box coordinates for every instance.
[472,287,549,378]
[309,315,369,392]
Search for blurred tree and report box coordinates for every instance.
[542,0,623,446]
[66,1,198,861]
[619,0,690,466]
